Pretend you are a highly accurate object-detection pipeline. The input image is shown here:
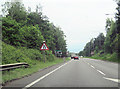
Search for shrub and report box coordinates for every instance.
[46,51,55,62]
[2,42,31,64]
[19,47,44,61]
[2,42,56,64]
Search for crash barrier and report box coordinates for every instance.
[0,63,29,71]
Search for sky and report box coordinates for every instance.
[1,0,117,53]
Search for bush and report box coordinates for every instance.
[2,42,56,64]
[19,47,44,61]
[45,51,55,62]
[106,52,118,62]
[2,42,32,64]
[91,52,119,62]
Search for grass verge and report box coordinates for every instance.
[1,42,71,84]
[89,52,120,63]
[1,57,71,84]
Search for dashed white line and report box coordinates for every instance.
[84,61,95,69]
[97,70,106,76]
[90,65,95,69]
[22,60,72,89]
[103,77,120,83]
[84,61,106,76]
[87,63,90,65]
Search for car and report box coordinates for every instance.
[74,56,79,60]
[71,56,74,59]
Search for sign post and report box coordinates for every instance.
[43,50,45,63]
[40,41,49,63]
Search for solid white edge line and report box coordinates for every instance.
[97,70,106,76]
[22,60,72,89]
[103,77,120,83]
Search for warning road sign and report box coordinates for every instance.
[40,43,49,50]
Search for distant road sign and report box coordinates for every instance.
[40,42,49,50]
[91,51,94,55]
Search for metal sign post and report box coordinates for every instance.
[40,41,49,63]
[43,50,45,63]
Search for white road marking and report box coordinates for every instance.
[22,60,72,89]
[87,63,90,65]
[84,61,90,66]
[84,61,95,69]
[97,70,106,76]
[85,61,106,76]
[103,77,120,83]
[90,65,95,69]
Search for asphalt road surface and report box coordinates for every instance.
[2,58,119,88]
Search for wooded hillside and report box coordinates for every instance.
[78,1,120,62]
[1,2,67,64]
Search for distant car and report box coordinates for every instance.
[74,56,79,60]
[71,56,74,59]
[80,56,83,58]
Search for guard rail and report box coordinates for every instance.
[0,62,29,71]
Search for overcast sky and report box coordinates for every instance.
[1,0,117,53]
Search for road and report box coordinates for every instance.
[2,58,119,89]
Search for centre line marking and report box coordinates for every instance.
[97,70,106,76]
[90,65,95,69]
[22,60,72,89]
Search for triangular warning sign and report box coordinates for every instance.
[40,43,49,50]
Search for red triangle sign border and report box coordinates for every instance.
[40,43,49,50]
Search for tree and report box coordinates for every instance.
[2,2,27,22]
[104,19,117,53]
[96,33,105,50]
[0,15,2,41]
[78,51,83,56]
[18,25,44,49]
[27,12,43,26]
[2,16,21,46]
[2,1,67,58]
[115,0,120,58]
[105,18,112,33]
[80,33,105,57]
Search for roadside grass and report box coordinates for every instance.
[89,52,120,63]
[66,57,71,61]
[2,57,70,84]
[1,41,71,84]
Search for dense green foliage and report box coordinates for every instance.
[2,1,67,64]
[80,33,105,57]
[79,1,120,62]
[2,41,56,64]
